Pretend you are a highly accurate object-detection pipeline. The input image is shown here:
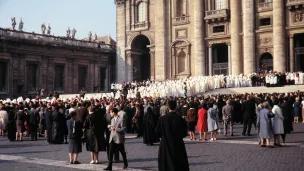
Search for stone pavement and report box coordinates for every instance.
[0,123,304,171]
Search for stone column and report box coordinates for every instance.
[155,0,167,80]
[243,0,255,75]
[194,0,206,76]
[290,35,294,72]
[115,1,127,83]
[126,53,133,82]
[230,0,242,75]
[273,0,286,72]
[150,50,155,80]
[209,46,212,76]
[228,44,231,75]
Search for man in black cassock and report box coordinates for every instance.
[156,100,189,171]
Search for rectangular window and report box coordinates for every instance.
[259,0,272,3]
[137,2,146,22]
[0,62,7,92]
[78,66,88,92]
[100,67,107,91]
[260,18,271,27]
[213,25,225,33]
[27,63,38,91]
[55,65,64,90]
[215,0,226,10]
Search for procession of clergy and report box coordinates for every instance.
[111,71,304,99]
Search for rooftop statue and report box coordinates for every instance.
[18,18,24,31]
[94,33,97,41]
[11,17,16,30]
[47,24,51,35]
[66,27,71,38]
[88,31,92,41]
[41,23,46,35]
[72,28,76,39]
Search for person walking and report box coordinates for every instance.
[156,100,189,171]
[104,108,128,171]
[222,100,234,136]
[257,102,274,148]
[281,97,293,143]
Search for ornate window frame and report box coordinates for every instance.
[131,0,149,31]
[173,0,190,26]
[171,39,191,78]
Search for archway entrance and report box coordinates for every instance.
[260,53,273,72]
[212,43,228,75]
[131,35,150,81]
[294,34,304,71]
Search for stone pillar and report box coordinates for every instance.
[194,0,206,76]
[273,0,286,72]
[154,0,167,80]
[115,1,127,83]
[290,35,294,72]
[72,60,78,93]
[126,53,133,82]
[243,0,255,75]
[228,44,231,75]
[209,46,212,76]
[150,50,155,80]
[230,0,242,75]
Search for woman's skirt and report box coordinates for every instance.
[187,121,196,132]
[69,138,82,153]
[16,120,23,133]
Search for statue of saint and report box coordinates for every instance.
[47,24,51,35]
[18,18,24,31]
[88,31,92,41]
[66,27,71,38]
[94,33,98,41]
[72,28,76,39]
[11,17,16,30]
[41,23,46,35]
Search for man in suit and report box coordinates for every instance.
[104,105,119,162]
[104,108,128,171]
[29,102,40,141]
[242,96,256,136]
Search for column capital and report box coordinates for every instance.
[289,34,294,38]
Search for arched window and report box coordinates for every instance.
[137,2,146,22]
[215,0,226,10]
[177,50,186,73]
[176,0,186,17]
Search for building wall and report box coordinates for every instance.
[115,0,304,81]
[0,29,115,98]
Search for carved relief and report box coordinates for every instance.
[259,37,272,45]
[294,12,304,22]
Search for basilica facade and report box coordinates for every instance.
[115,0,304,83]
[0,28,116,99]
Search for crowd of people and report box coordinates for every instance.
[110,71,304,99]
[0,72,304,170]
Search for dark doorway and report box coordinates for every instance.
[78,66,88,92]
[260,53,273,72]
[213,43,228,75]
[0,61,7,92]
[131,35,150,81]
[294,34,304,71]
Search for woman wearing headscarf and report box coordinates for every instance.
[143,107,159,145]
[207,102,219,141]
[83,105,106,164]
[257,102,274,148]
[271,99,284,146]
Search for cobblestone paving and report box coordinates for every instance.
[0,123,304,171]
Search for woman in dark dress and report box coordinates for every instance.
[186,104,197,140]
[14,106,25,141]
[7,106,16,141]
[143,107,159,145]
[67,111,82,164]
[293,97,301,123]
[83,105,106,164]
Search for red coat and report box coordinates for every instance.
[196,108,208,132]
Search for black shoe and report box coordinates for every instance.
[247,134,252,136]
[123,165,128,169]
[103,167,112,171]
[70,161,73,164]
[73,161,81,164]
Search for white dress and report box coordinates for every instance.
[271,105,284,135]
